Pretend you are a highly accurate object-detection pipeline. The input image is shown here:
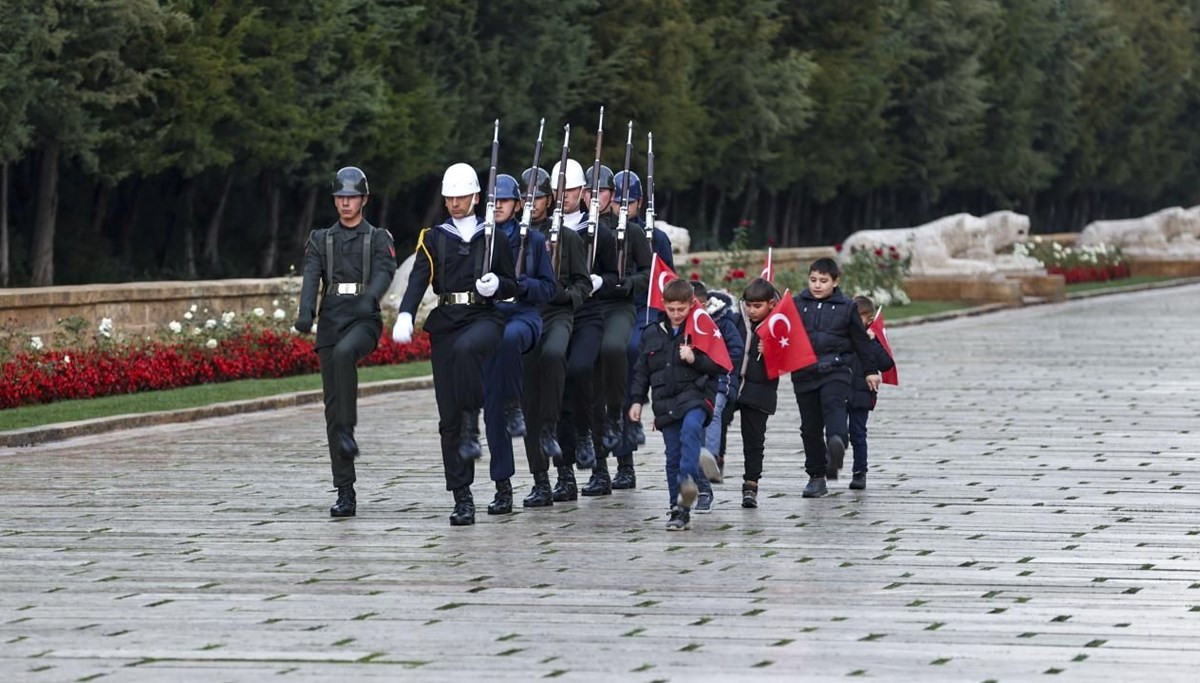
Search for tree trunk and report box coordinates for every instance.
[765,189,779,246]
[740,181,759,230]
[1,161,9,286]
[260,175,280,276]
[31,141,61,286]
[120,182,143,263]
[204,173,233,272]
[709,191,725,247]
[294,185,318,251]
[379,193,391,230]
[421,191,443,228]
[781,187,797,248]
[89,185,109,236]
[182,179,197,279]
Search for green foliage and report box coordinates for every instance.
[838,244,913,307]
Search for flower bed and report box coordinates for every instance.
[1,305,431,411]
[1013,241,1130,284]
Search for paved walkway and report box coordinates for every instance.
[3,285,1199,682]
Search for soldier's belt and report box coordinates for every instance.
[438,291,488,306]
[334,283,363,295]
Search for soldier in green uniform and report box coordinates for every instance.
[294,167,398,518]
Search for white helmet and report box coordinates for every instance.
[442,162,481,197]
[549,159,586,190]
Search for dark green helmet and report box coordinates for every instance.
[586,164,615,191]
[332,167,369,196]
[521,166,551,199]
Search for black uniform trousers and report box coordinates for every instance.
[793,375,851,478]
[739,406,770,483]
[431,312,504,491]
[318,320,380,488]
[599,301,636,419]
[521,306,574,474]
[563,307,605,461]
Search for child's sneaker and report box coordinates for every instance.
[849,472,867,490]
[678,475,699,509]
[699,448,723,484]
[802,476,828,498]
[666,505,690,531]
[741,481,758,508]
[695,482,714,514]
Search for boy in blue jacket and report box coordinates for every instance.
[629,279,724,531]
[792,258,881,498]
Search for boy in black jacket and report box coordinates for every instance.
[792,258,881,498]
[848,295,895,490]
[733,278,780,508]
[629,279,724,531]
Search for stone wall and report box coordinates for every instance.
[0,278,297,342]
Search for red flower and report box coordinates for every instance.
[689,272,700,281]
[891,252,900,260]
[730,268,746,279]
[888,244,898,253]
[874,247,884,257]
[767,238,776,247]
[739,219,750,227]
[690,257,701,266]
[834,243,843,253]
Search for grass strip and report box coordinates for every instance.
[0,361,431,432]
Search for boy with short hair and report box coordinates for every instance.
[792,258,881,498]
[629,279,723,531]
[733,278,781,508]
[847,295,895,490]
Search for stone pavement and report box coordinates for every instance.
[2,285,1199,682]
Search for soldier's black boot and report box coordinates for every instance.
[330,485,356,518]
[540,423,563,466]
[601,414,622,451]
[523,471,554,508]
[458,409,482,461]
[503,400,527,438]
[575,428,596,469]
[449,486,475,526]
[552,466,578,502]
[612,455,637,490]
[581,464,612,497]
[487,479,513,515]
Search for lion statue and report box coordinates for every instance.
[1080,207,1200,256]
[841,211,1041,276]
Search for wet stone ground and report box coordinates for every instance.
[2,285,1199,682]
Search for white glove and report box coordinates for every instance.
[392,312,414,344]
[589,274,604,294]
[476,272,500,297]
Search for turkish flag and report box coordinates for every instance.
[756,289,817,379]
[760,247,773,282]
[647,253,678,313]
[684,304,733,372]
[870,307,898,385]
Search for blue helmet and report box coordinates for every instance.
[613,170,642,201]
[495,173,521,201]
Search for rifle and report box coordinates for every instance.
[548,124,571,275]
[585,106,605,272]
[480,119,500,274]
[645,131,656,249]
[515,118,545,277]
[615,121,634,276]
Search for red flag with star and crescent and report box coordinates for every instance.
[647,253,678,313]
[756,289,817,379]
[870,307,899,385]
[684,304,733,372]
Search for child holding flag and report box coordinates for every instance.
[847,295,897,490]
[629,279,727,531]
[792,258,881,498]
[732,277,783,508]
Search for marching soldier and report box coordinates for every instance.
[609,169,673,489]
[521,166,553,231]
[480,174,558,514]
[580,165,652,496]
[519,165,593,506]
[556,158,621,500]
[294,167,397,518]
[393,162,518,526]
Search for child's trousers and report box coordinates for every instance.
[661,407,707,507]
[848,407,870,474]
[793,380,850,478]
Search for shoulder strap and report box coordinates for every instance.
[324,229,335,288]
[362,227,374,286]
